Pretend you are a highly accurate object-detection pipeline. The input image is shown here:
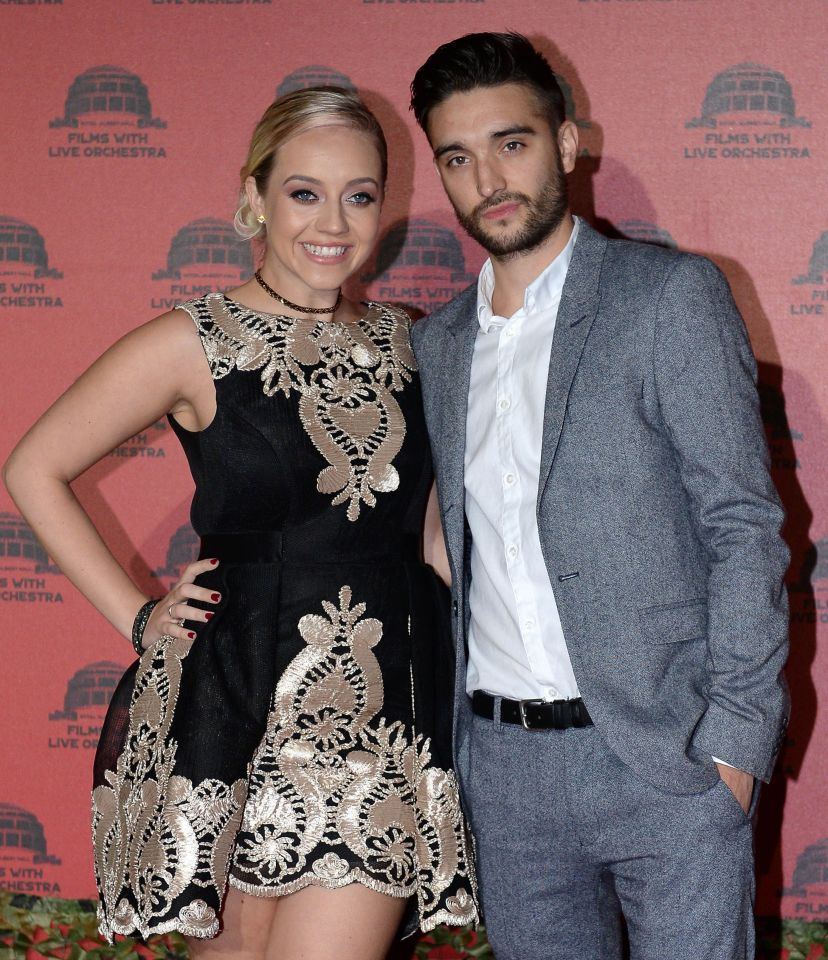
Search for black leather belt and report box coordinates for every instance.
[471,690,593,730]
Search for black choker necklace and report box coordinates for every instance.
[254,270,342,315]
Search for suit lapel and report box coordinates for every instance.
[537,222,607,508]
[437,285,478,550]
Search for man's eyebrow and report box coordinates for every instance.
[433,125,538,160]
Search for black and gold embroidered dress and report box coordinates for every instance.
[92,293,478,941]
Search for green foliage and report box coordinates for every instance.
[1,894,825,959]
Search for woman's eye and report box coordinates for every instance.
[347,192,376,205]
[290,189,317,203]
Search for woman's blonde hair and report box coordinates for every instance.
[234,87,388,240]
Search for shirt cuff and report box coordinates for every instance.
[712,756,735,769]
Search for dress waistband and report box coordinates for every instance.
[198,530,421,565]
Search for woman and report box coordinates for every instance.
[4,88,477,960]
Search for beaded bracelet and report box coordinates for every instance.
[131,598,160,656]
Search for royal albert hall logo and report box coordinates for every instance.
[150,218,253,311]
[153,522,200,593]
[276,65,355,98]
[48,661,126,752]
[0,217,63,309]
[790,230,828,319]
[782,838,828,920]
[48,65,167,159]
[361,218,477,315]
[0,512,63,605]
[683,63,811,160]
[0,804,62,896]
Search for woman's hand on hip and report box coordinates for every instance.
[142,558,222,649]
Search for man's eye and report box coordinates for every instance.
[503,141,523,153]
[446,156,468,168]
[290,189,317,203]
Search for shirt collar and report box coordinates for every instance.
[476,216,581,333]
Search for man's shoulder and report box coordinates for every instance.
[599,232,726,295]
[411,283,477,348]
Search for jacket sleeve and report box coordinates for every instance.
[653,253,789,782]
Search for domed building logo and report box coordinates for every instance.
[782,838,828,918]
[51,65,165,129]
[684,64,811,161]
[0,803,62,895]
[687,63,809,129]
[151,218,254,311]
[48,66,167,159]
[793,231,828,285]
[153,522,200,592]
[0,217,63,309]
[616,219,677,249]
[276,65,355,98]
[789,230,828,318]
[361,218,477,314]
[0,512,61,574]
[48,661,126,751]
[0,512,63,605]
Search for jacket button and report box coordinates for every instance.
[452,600,459,616]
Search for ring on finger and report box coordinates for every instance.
[168,602,185,626]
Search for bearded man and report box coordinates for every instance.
[409,32,789,960]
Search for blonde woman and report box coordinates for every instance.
[4,88,477,960]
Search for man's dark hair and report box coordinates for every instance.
[410,32,566,135]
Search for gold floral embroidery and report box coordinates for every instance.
[179,294,417,521]
[91,636,248,942]
[229,587,478,932]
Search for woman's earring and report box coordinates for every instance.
[256,214,266,224]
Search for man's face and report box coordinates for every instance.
[426,83,578,259]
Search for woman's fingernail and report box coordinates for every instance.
[211,593,221,602]
[209,558,219,566]
[187,631,196,639]
[205,612,214,620]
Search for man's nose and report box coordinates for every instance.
[475,159,506,199]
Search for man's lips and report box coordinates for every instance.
[481,201,522,220]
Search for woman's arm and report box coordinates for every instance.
[3,308,217,645]
[423,483,451,586]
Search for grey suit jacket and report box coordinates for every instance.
[411,220,789,794]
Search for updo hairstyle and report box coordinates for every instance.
[235,87,388,240]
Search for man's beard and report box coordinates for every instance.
[453,161,569,260]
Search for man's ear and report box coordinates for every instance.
[558,121,579,174]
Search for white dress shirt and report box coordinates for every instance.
[465,219,581,701]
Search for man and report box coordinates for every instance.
[409,32,789,960]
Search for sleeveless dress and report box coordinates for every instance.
[91,293,478,941]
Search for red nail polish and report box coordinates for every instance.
[187,631,196,639]
[211,593,221,602]
[209,558,218,566]
[205,612,214,620]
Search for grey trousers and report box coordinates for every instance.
[462,708,757,960]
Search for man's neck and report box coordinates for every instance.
[489,213,575,318]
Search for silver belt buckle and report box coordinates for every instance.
[518,698,544,730]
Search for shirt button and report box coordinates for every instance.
[505,328,516,338]
[498,397,511,412]
[524,618,535,630]
[507,544,518,560]
[504,472,516,486]
[546,687,559,700]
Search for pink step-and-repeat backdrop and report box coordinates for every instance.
[1,0,826,928]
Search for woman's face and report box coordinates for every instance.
[247,122,384,300]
